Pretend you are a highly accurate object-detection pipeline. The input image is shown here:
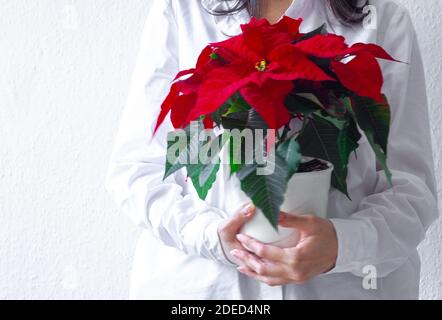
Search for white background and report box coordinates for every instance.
[0,0,441,300]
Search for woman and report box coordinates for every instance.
[106,0,438,299]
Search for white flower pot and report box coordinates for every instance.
[239,158,334,248]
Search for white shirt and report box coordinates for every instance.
[105,0,439,300]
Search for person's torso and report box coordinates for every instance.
[130,0,421,300]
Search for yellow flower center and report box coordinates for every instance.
[255,60,267,72]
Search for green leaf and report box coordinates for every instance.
[297,93,326,109]
[352,95,392,185]
[229,136,244,175]
[352,96,391,154]
[326,94,351,118]
[313,110,346,130]
[364,131,393,184]
[164,123,200,180]
[227,125,270,176]
[164,121,228,200]
[211,103,229,126]
[223,95,250,116]
[352,95,391,155]
[313,108,361,181]
[337,117,361,186]
[285,93,323,116]
[211,94,250,125]
[296,115,350,197]
[188,162,220,200]
[277,138,301,179]
[222,109,268,130]
[292,24,328,44]
[236,152,289,228]
[186,132,229,200]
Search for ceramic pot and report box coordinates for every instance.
[239,158,334,248]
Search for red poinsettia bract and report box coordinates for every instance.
[155,16,397,133]
[155,17,334,131]
[294,34,398,102]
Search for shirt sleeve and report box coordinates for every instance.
[328,6,439,277]
[105,0,233,266]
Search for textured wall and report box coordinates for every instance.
[0,0,148,299]
[0,0,440,300]
[401,0,442,300]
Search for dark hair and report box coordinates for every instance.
[209,0,368,25]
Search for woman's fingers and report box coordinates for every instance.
[278,212,316,232]
[237,266,287,287]
[236,214,338,286]
[231,249,288,278]
[228,203,256,231]
[236,234,287,263]
[219,203,255,239]
[217,203,257,266]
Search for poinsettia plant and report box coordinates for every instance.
[154,17,397,228]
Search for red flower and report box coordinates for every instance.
[154,46,219,133]
[294,34,397,101]
[187,18,333,129]
[154,16,397,134]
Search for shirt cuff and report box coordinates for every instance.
[181,211,236,267]
[204,219,237,267]
[326,218,375,276]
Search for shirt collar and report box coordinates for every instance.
[203,0,313,37]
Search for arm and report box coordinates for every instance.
[105,0,231,265]
[328,7,438,277]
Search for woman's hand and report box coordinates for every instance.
[231,212,338,286]
[217,203,256,265]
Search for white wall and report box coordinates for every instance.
[401,0,442,300]
[0,0,440,300]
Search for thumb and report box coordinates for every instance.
[278,212,314,231]
[224,203,256,233]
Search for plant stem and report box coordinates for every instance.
[279,125,290,143]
